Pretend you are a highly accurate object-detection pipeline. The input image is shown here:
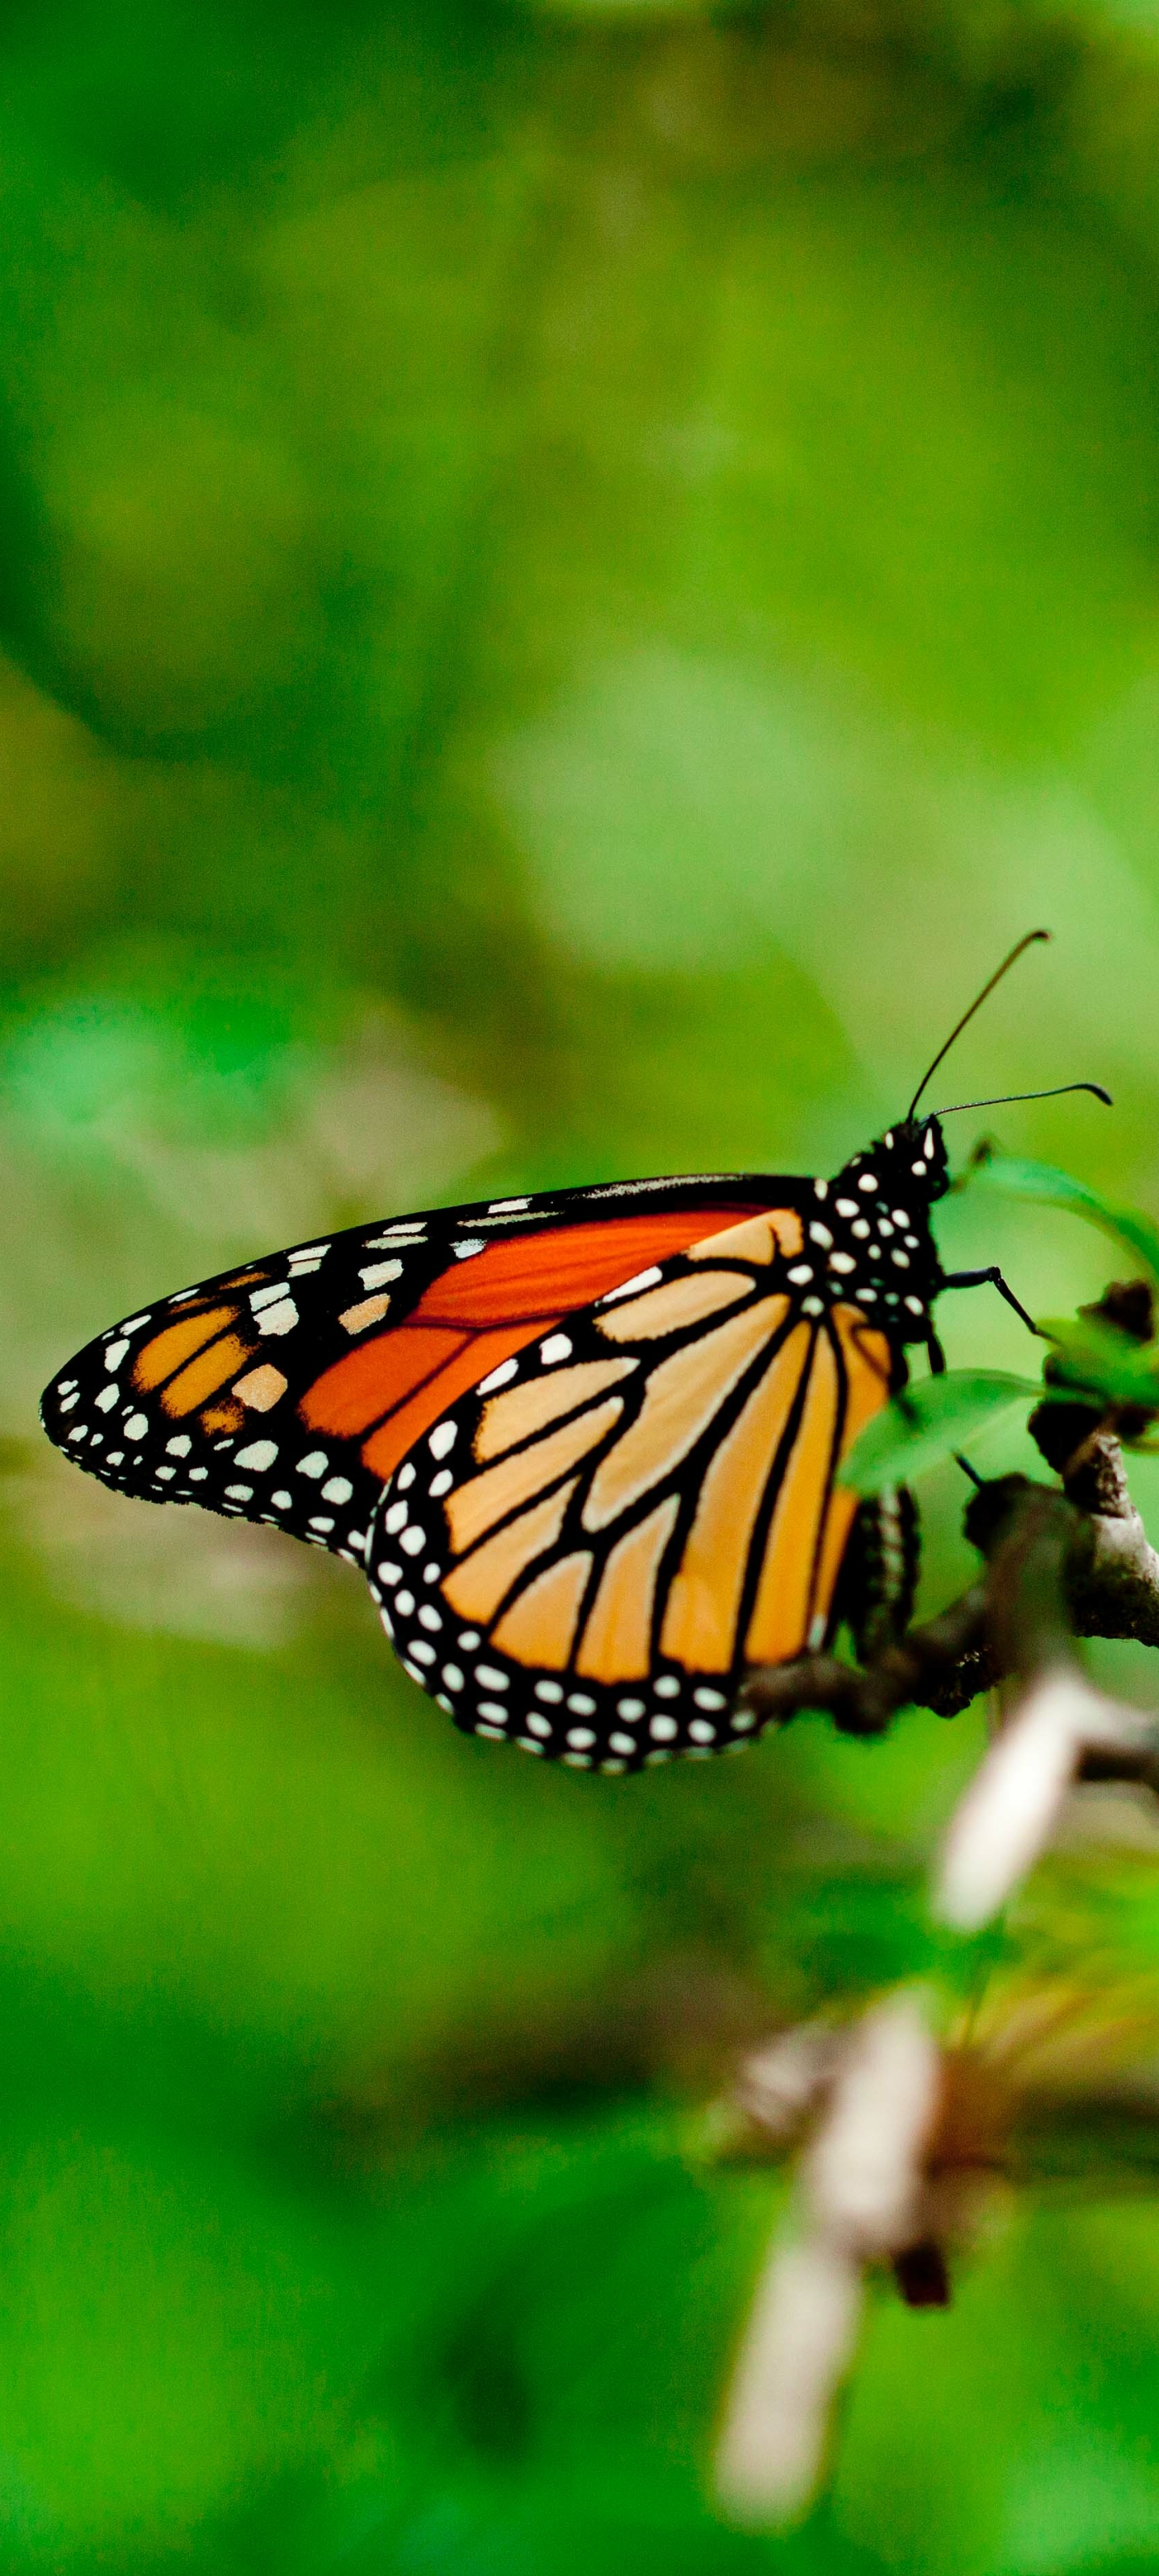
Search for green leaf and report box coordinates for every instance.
[1038,1313,1159,1410]
[974,1154,1159,1290]
[839,1369,1041,1494]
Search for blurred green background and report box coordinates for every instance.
[10,0,1159,2567]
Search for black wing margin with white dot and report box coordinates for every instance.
[365,1291,768,1774]
[38,1170,778,1572]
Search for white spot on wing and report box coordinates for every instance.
[476,1357,519,1393]
[340,1295,390,1333]
[256,1298,298,1337]
[601,1268,662,1304]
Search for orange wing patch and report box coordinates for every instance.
[490,1552,593,1668]
[361,1331,545,1482]
[660,1319,810,1673]
[595,1269,751,1341]
[161,1331,254,1418]
[303,1206,764,1479]
[475,1358,637,1463]
[582,1295,788,1531]
[441,1479,579,1624]
[575,1493,680,1682]
[806,1307,893,1634]
[200,1397,246,1436]
[446,1397,625,1559]
[133,1305,239,1390]
[413,1213,745,1327]
[744,1331,840,1666]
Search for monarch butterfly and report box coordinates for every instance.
[39,935,1106,1773]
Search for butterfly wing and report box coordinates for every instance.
[365,1208,903,1769]
[39,1174,776,1566]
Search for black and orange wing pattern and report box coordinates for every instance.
[40,1137,940,1767]
[365,1207,905,1770]
[38,1174,773,1567]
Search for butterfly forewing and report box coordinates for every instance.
[39,1175,772,1565]
[366,1212,900,1769]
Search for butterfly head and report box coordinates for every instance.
[836,1117,950,1212]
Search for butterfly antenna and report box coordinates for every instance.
[931,1080,1112,1116]
[906,929,1051,1121]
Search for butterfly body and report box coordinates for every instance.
[39,1115,957,1767]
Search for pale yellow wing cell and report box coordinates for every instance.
[660,1321,811,1673]
[595,1268,752,1341]
[474,1356,637,1463]
[807,1306,896,1629]
[441,1477,580,1624]
[744,1330,840,1666]
[491,1550,593,1669]
[584,1295,789,1532]
[446,1397,625,1557]
[575,1492,681,1682]
[686,1208,804,1263]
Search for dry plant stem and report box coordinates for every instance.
[716,1991,941,2524]
[1061,1429,1159,1652]
[719,1426,1159,2527]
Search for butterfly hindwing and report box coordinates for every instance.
[39,1174,773,1566]
[365,1208,902,1769]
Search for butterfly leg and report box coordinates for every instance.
[926,1329,947,1377]
[940,1266,1039,1336]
